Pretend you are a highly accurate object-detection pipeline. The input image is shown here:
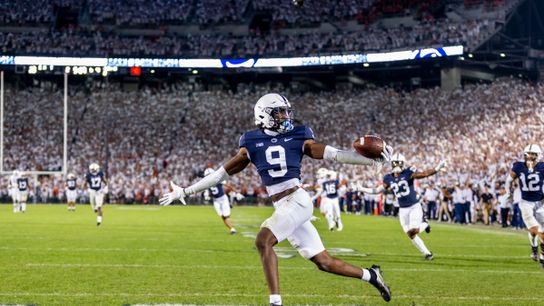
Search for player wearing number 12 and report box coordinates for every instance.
[506,144,544,267]
[160,93,394,305]
[360,153,446,261]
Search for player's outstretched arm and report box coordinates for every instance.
[159,148,250,206]
[412,160,447,179]
[303,140,393,165]
[358,183,386,194]
[504,171,517,197]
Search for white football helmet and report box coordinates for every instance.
[524,144,541,162]
[89,163,100,175]
[316,167,328,179]
[12,170,19,177]
[204,168,214,176]
[254,93,294,133]
[328,170,338,180]
[391,153,406,174]
[67,173,75,179]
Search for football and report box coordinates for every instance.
[353,135,385,159]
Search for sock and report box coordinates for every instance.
[13,204,17,213]
[269,294,282,305]
[419,222,429,232]
[326,213,335,229]
[97,216,102,223]
[21,203,26,212]
[529,232,538,247]
[361,268,371,282]
[411,235,431,255]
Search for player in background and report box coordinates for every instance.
[9,170,20,213]
[325,170,344,231]
[360,153,446,261]
[16,172,31,213]
[203,167,237,234]
[312,168,341,231]
[65,173,78,212]
[85,163,108,226]
[160,93,393,305]
[505,144,544,266]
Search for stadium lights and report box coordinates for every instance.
[0,45,463,70]
[363,63,370,67]
[468,53,474,58]
[500,53,506,57]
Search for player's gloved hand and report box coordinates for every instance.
[435,160,447,172]
[375,145,394,164]
[159,181,186,206]
[102,185,109,194]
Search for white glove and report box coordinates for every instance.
[435,160,447,172]
[159,181,186,206]
[375,145,394,164]
[102,185,109,194]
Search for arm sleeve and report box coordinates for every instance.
[304,127,316,140]
[359,185,385,194]
[184,167,230,196]
[323,145,375,166]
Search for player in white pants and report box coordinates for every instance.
[204,168,237,234]
[361,153,446,261]
[16,172,31,213]
[65,173,78,211]
[85,163,108,226]
[9,170,20,213]
[160,93,393,305]
[506,144,544,266]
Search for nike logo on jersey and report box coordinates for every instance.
[284,138,293,142]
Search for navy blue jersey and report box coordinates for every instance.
[239,126,314,187]
[383,167,418,208]
[512,161,544,202]
[17,178,28,191]
[209,183,225,199]
[67,178,77,190]
[86,171,105,191]
[322,179,339,199]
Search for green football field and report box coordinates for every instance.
[0,204,542,306]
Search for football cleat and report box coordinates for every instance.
[540,258,544,268]
[425,223,431,234]
[531,247,538,262]
[230,228,237,235]
[270,303,282,306]
[97,222,101,227]
[368,265,391,302]
[424,253,434,261]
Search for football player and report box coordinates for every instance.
[160,93,393,305]
[85,163,108,226]
[505,144,544,266]
[65,173,78,212]
[360,153,446,261]
[9,170,20,213]
[16,172,31,213]
[204,167,237,234]
[314,170,344,231]
[312,168,336,231]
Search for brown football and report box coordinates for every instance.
[353,135,385,159]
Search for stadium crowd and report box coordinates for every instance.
[0,18,491,57]
[1,77,542,229]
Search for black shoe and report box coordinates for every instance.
[540,258,544,268]
[270,303,282,306]
[97,222,101,227]
[531,246,538,262]
[424,253,434,261]
[425,224,431,234]
[368,265,391,302]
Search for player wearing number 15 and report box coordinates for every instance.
[160,93,394,305]
[85,163,109,226]
[506,144,544,267]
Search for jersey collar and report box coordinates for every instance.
[263,129,279,136]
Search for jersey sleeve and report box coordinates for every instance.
[511,162,521,175]
[382,174,390,187]
[303,126,315,140]
[239,133,247,148]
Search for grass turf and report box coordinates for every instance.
[0,204,542,305]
